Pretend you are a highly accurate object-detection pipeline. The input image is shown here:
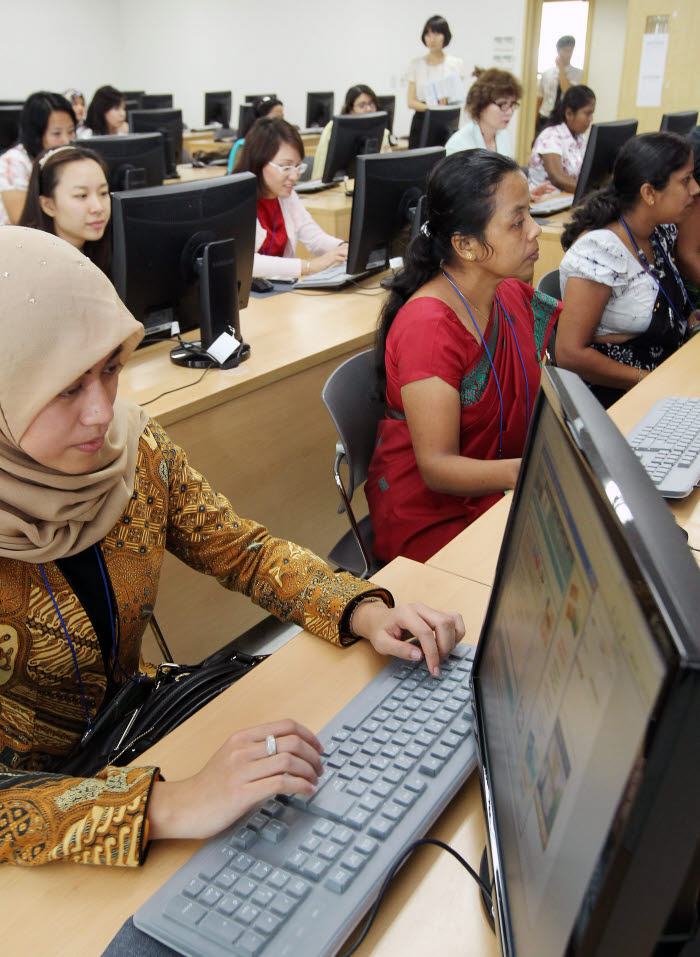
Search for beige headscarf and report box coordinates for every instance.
[0,227,147,562]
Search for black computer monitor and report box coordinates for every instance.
[346,147,445,273]
[205,90,232,127]
[79,133,165,189]
[236,103,255,140]
[122,91,144,108]
[573,119,639,205]
[377,95,396,135]
[321,112,389,183]
[142,93,173,110]
[0,104,21,152]
[419,106,460,148]
[110,173,257,368]
[245,93,276,105]
[128,108,182,178]
[659,110,698,135]
[306,92,334,128]
[472,366,700,957]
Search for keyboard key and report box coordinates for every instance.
[284,851,308,874]
[381,802,405,822]
[404,775,427,794]
[341,850,366,872]
[182,877,205,899]
[233,876,257,898]
[300,834,321,853]
[267,868,290,889]
[249,860,272,881]
[345,780,367,797]
[369,755,390,771]
[216,894,239,917]
[369,817,395,840]
[331,825,353,845]
[346,807,371,829]
[311,819,334,837]
[302,857,329,881]
[371,780,393,798]
[254,912,281,937]
[394,787,417,807]
[355,836,378,856]
[270,893,296,917]
[200,911,243,946]
[215,868,237,891]
[318,841,340,861]
[261,820,288,844]
[325,866,354,893]
[286,878,311,900]
[246,812,268,832]
[237,929,266,956]
[251,885,274,907]
[358,768,378,784]
[230,827,257,850]
[164,895,207,927]
[261,798,285,818]
[359,793,382,812]
[198,845,235,881]
[237,902,261,925]
[232,852,255,872]
[201,885,223,907]
[420,757,443,777]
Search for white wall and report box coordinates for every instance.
[5,0,527,139]
[586,0,628,123]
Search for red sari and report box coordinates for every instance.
[365,279,561,562]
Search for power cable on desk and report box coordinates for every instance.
[338,837,492,956]
[140,365,212,406]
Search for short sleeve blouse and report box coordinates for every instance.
[528,122,586,189]
[0,144,32,226]
[406,55,466,104]
[559,226,679,336]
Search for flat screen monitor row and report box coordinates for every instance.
[107,147,444,368]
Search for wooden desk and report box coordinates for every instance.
[428,334,700,584]
[119,280,385,662]
[165,164,227,185]
[1,559,499,957]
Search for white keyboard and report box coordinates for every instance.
[529,194,574,216]
[294,263,361,289]
[626,396,700,498]
[294,180,336,194]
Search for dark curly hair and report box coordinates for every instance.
[465,68,522,120]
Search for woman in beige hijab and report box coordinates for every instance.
[0,227,463,867]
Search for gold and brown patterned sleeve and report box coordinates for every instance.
[0,764,159,866]
[148,419,392,645]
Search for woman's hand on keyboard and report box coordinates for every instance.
[147,719,323,841]
[307,243,348,275]
[351,601,465,678]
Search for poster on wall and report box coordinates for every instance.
[635,30,669,107]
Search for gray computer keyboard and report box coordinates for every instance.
[626,396,700,498]
[134,644,477,957]
[294,179,336,194]
[529,194,573,216]
[293,263,361,289]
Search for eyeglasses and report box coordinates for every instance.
[267,161,308,176]
[495,100,520,113]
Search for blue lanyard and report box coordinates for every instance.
[618,217,690,327]
[441,270,531,459]
[38,545,141,733]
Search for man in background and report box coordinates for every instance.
[535,35,583,136]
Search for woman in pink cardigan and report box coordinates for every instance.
[235,117,348,279]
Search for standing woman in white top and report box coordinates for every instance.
[557,132,699,408]
[0,92,76,226]
[406,15,466,149]
[445,68,521,157]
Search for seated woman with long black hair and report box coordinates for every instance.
[365,150,561,564]
[19,144,112,273]
[528,84,596,194]
[557,132,699,408]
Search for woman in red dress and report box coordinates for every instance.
[366,149,561,563]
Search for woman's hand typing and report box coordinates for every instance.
[148,719,323,841]
[307,244,348,275]
[350,600,466,677]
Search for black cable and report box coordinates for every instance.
[339,837,491,957]
[140,365,212,406]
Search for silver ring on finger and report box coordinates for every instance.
[266,734,277,756]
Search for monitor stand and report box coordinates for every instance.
[479,846,496,932]
[169,340,250,369]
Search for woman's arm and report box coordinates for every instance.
[541,153,578,193]
[556,277,648,388]
[401,376,521,497]
[1,189,27,224]
[407,81,426,112]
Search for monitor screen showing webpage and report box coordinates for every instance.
[472,369,700,957]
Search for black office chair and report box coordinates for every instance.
[536,269,562,365]
[321,349,385,579]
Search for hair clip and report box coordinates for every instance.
[420,221,431,238]
[38,145,73,169]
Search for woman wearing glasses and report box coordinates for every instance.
[311,84,391,180]
[235,117,348,279]
[445,68,521,158]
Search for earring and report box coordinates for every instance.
[466,251,473,261]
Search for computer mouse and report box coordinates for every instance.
[251,277,274,293]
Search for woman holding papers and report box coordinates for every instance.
[406,15,466,148]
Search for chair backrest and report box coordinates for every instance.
[536,268,562,300]
[321,349,384,501]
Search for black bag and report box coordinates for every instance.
[60,639,267,778]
